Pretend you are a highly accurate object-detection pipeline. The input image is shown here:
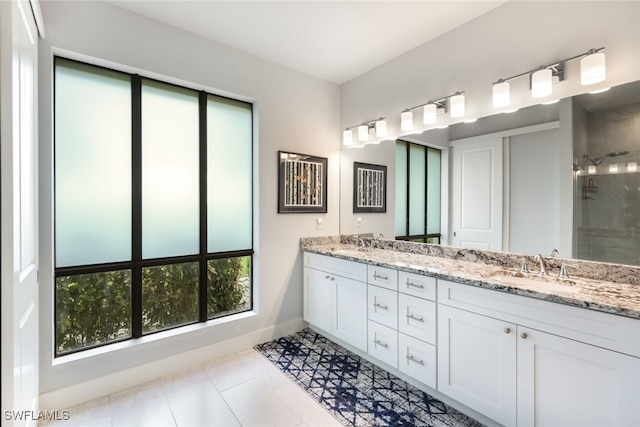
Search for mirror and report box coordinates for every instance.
[339,80,640,267]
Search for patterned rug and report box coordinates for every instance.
[254,328,483,427]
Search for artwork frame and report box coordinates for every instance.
[278,151,328,213]
[353,162,387,213]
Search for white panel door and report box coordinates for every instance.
[1,1,40,425]
[451,136,503,250]
[517,327,640,427]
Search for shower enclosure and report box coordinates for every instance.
[573,93,640,266]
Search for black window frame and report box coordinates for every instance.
[53,57,254,357]
[395,140,442,244]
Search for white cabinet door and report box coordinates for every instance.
[517,327,640,427]
[451,136,503,250]
[303,267,334,333]
[437,304,517,427]
[334,276,368,352]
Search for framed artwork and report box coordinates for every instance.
[278,151,328,213]
[353,162,387,213]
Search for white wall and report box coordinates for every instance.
[38,1,340,405]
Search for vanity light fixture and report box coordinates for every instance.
[400,92,463,130]
[609,163,619,173]
[628,162,638,172]
[342,117,387,145]
[587,165,597,174]
[491,47,605,107]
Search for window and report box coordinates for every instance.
[54,58,253,356]
[395,140,441,243]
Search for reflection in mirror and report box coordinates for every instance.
[573,81,640,266]
[340,80,640,267]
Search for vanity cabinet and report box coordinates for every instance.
[303,253,368,352]
[438,279,640,427]
[366,267,438,388]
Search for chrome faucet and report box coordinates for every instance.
[559,263,579,279]
[549,249,559,257]
[356,236,366,251]
[533,254,547,277]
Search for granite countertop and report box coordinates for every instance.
[301,241,640,320]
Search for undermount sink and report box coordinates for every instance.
[487,269,586,294]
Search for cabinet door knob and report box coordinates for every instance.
[504,327,511,334]
[520,332,528,339]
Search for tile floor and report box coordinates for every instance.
[41,348,343,427]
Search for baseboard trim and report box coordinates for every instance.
[39,318,305,410]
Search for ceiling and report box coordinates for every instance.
[107,1,507,84]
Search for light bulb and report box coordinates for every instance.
[358,125,368,142]
[581,51,606,85]
[492,81,510,108]
[450,93,465,118]
[375,119,387,138]
[531,68,552,98]
[423,104,437,125]
[342,129,353,146]
[401,111,413,131]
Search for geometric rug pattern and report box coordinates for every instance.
[254,328,484,427]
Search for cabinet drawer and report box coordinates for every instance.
[368,265,398,291]
[303,252,367,282]
[399,271,436,301]
[398,293,436,344]
[368,321,398,368]
[368,285,398,329]
[398,333,436,389]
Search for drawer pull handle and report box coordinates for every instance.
[373,303,389,310]
[374,272,389,281]
[520,332,528,339]
[406,355,425,366]
[325,275,330,279]
[373,339,389,348]
[504,328,511,334]
[406,280,425,289]
[406,313,425,323]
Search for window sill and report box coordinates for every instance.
[52,309,257,366]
